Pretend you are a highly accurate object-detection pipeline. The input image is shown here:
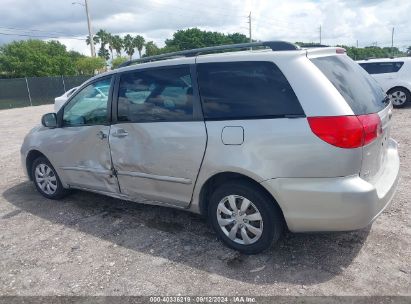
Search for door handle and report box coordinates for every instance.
[96,130,107,140]
[112,129,128,138]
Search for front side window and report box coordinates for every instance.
[197,61,304,120]
[63,78,111,126]
[117,66,193,122]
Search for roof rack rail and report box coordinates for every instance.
[118,41,299,68]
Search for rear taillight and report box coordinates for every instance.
[307,114,381,149]
[357,114,382,145]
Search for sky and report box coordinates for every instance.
[0,0,410,57]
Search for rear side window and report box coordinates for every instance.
[359,62,404,74]
[311,56,388,115]
[117,66,193,122]
[197,61,304,120]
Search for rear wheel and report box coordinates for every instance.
[208,180,284,254]
[31,156,68,199]
[388,87,410,108]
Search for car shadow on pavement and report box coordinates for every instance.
[3,181,371,285]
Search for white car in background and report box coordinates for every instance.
[54,87,78,112]
[358,57,411,108]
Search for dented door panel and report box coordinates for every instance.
[34,125,118,193]
[109,122,207,207]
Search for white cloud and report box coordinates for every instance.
[0,0,410,55]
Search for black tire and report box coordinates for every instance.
[388,87,410,108]
[208,180,284,254]
[31,156,69,199]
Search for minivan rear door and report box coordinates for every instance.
[311,54,392,182]
[109,62,206,208]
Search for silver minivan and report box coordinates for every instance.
[21,42,400,254]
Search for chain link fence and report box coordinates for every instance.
[0,75,92,110]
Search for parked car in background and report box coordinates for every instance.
[54,87,78,112]
[21,42,400,254]
[54,84,111,112]
[358,57,411,108]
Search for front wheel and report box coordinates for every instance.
[31,156,68,199]
[208,180,284,254]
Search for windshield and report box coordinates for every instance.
[311,55,389,115]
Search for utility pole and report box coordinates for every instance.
[73,0,95,57]
[84,0,95,57]
[247,11,252,43]
[319,25,322,45]
[356,40,358,48]
[391,27,395,57]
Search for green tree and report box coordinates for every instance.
[343,45,405,60]
[111,56,128,69]
[76,57,106,75]
[112,35,123,57]
[0,39,78,77]
[144,41,160,57]
[133,35,145,58]
[227,33,249,44]
[86,34,100,47]
[98,47,110,61]
[106,33,114,60]
[95,29,110,60]
[123,34,135,59]
[407,46,411,56]
[294,42,406,60]
[68,50,85,62]
[164,28,248,51]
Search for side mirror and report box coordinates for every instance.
[41,113,57,128]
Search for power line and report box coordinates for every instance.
[0,26,78,37]
[0,31,86,40]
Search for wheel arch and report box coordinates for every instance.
[387,85,411,96]
[26,150,47,180]
[197,171,287,228]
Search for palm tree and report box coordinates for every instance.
[98,48,110,61]
[106,33,114,60]
[133,35,145,58]
[95,29,109,44]
[112,35,123,57]
[94,29,110,60]
[123,34,135,60]
[86,35,100,47]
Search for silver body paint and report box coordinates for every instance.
[21,48,400,232]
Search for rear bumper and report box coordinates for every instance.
[261,139,400,232]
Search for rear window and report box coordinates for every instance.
[311,55,388,115]
[359,62,404,74]
[197,61,304,120]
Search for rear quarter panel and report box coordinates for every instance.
[190,52,364,213]
[189,118,363,213]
